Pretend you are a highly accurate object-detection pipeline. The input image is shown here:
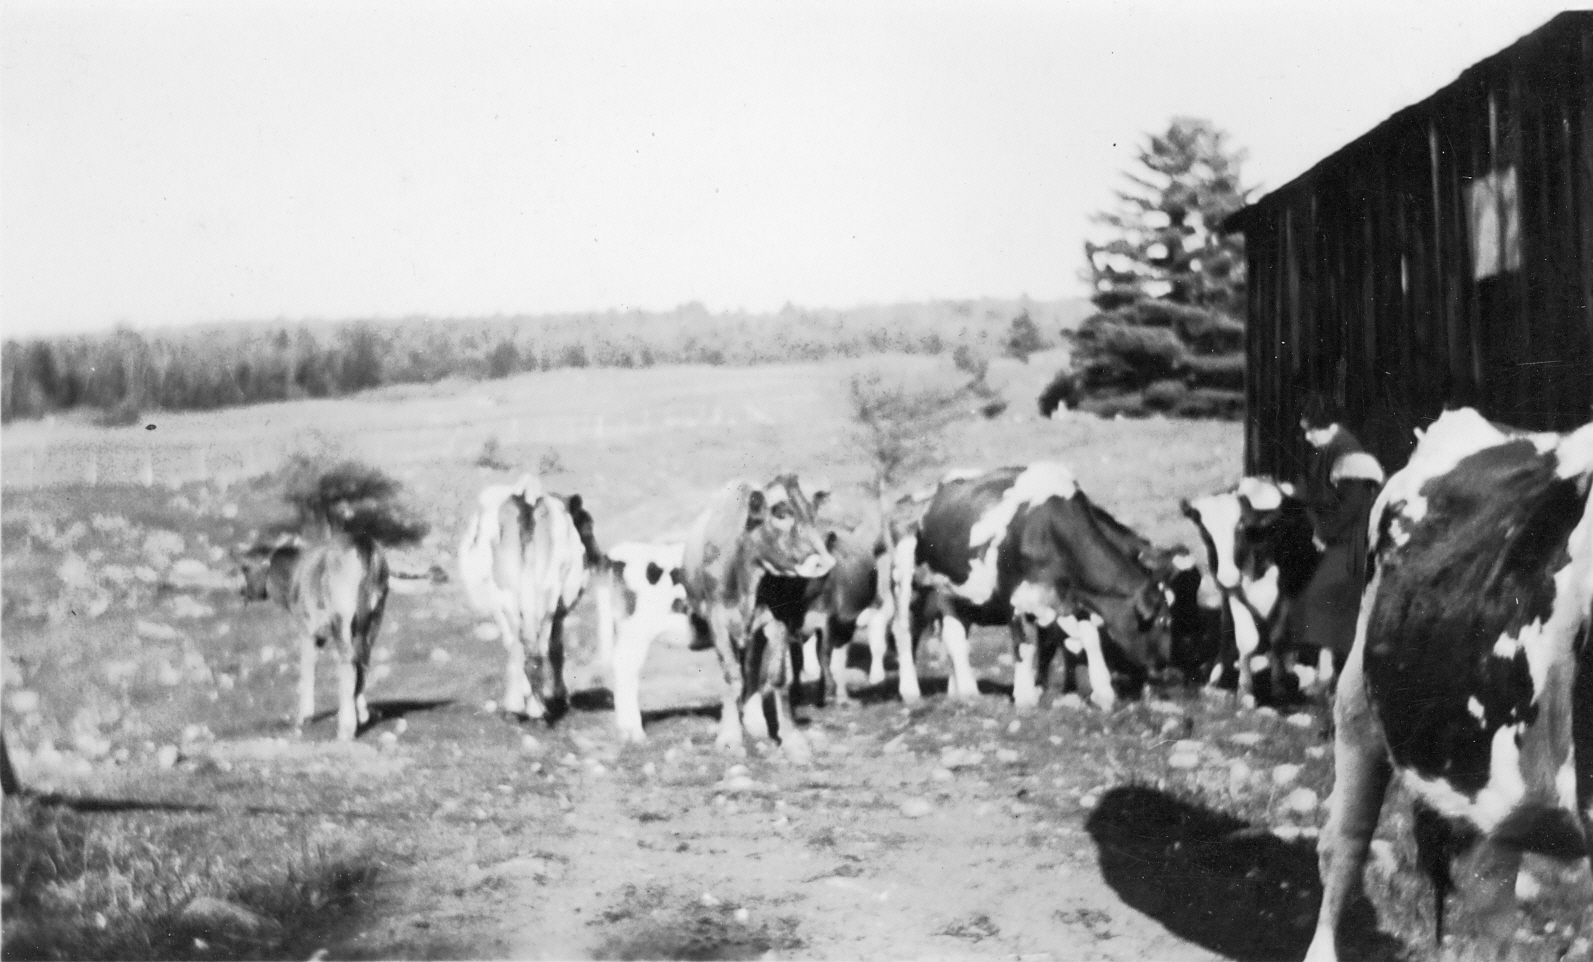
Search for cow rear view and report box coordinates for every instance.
[1307,408,1593,961]
[238,532,390,741]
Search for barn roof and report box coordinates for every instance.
[1224,10,1593,234]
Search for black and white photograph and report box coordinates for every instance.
[2,2,1591,959]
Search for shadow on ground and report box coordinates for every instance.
[1084,784,1408,962]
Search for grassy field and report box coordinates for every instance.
[2,352,1589,961]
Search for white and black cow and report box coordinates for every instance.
[680,475,835,760]
[892,463,1173,711]
[1182,477,1324,703]
[1306,407,1593,961]
[604,541,694,742]
[458,475,606,723]
[239,531,390,741]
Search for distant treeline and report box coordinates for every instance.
[1,299,1086,423]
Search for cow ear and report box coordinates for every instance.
[1179,499,1197,520]
[809,483,831,512]
[645,561,664,585]
[746,489,767,529]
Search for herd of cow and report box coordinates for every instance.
[232,406,1591,961]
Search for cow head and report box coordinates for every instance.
[743,475,835,579]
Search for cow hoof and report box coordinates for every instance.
[1239,693,1258,711]
[868,669,887,686]
[1012,688,1041,712]
[1089,694,1117,712]
[617,723,648,744]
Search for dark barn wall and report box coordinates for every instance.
[1234,13,1593,479]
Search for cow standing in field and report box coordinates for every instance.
[1182,478,1323,703]
[458,475,606,722]
[604,541,694,742]
[892,463,1173,711]
[794,526,896,707]
[239,532,390,741]
[1306,408,1593,961]
[681,475,835,760]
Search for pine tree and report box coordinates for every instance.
[1082,117,1251,314]
[1045,118,1254,420]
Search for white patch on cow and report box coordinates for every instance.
[1467,696,1486,721]
[1556,756,1578,809]
[1530,432,1560,454]
[1011,581,1059,627]
[1277,481,1298,499]
[1371,407,1510,542]
[1514,616,1555,705]
[1493,634,1522,659]
[1190,492,1242,588]
[1292,664,1318,690]
[1172,552,1196,571]
[968,463,1077,549]
[1248,653,1269,672]
[1553,420,1593,478]
[1243,565,1280,620]
[1228,596,1260,657]
[1331,452,1385,486]
[1236,477,1284,511]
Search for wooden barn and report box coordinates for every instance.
[1226,11,1593,478]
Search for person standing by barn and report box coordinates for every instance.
[1294,393,1385,689]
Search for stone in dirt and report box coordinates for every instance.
[1271,763,1302,786]
[1167,752,1201,770]
[1281,787,1318,814]
[180,896,278,934]
[1284,712,1315,728]
[1227,732,1263,747]
[167,596,215,620]
[136,620,182,642]
[939,747,985,770]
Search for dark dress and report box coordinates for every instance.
[1295,427,1382,658]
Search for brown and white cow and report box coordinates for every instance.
[239,531,390,741]
[680,475,835,760]
[892,463,1173,711]
[791,525,897,707]
[1306,407,1593,961]
[458,475,605,722]
[604,540,694,742]
[1182,477,1325,703]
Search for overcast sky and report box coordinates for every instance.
[0,1,1576,336]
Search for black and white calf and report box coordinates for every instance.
[1306,407,1593,961]
[604,541,693,742]
[1182,477,1323,702]
[239,531,390,741]
[892,463,1172,711]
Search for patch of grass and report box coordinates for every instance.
[1,797,377,961]
[590,884,803,962]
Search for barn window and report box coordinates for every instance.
[1467,165,1520,280]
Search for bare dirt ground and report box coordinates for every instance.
[5,354,1590,961]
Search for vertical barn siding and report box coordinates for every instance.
[1236,13,1593,477]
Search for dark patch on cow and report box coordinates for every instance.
[1365,439,1581,796]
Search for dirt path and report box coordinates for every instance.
[356,686,1231,962]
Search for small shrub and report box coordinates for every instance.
[1173,387,1246,419]
[559,344,589,369]
[476,438,512,471]
[278,456,428,546]
[486,340,521,379]
[1003,312,1046,363]
[1037,369,1080,417]
[1142,379,1190,411]
[952,345,989,383]
[538,449,567,475]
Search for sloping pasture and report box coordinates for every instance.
[2,353,1587,961]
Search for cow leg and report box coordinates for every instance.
[1229,597,1259,708]
[1010,619,1040,711]
[941,614,980,702]
[1304,641,1391,962]
[544,609,569,722]
[822,614,856,706]
[334,620,359,741]
[891,536,923,702]
[708,610,748,755]
[1034,622,1063,701]
[612,616,656,743]
[790,628,810,708]
[760,621,811,763]
[500,610,530,716]
[1317,646,1337,692]
[354,604,383,728]
[1065,616,1116,712]
[296,632,318,729]
[521,619,548,721]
